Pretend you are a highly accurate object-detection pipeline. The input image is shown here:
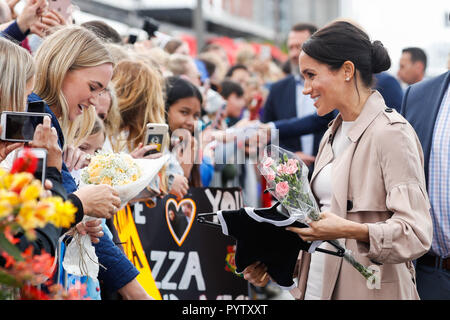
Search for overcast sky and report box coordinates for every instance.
[340,0,450,78]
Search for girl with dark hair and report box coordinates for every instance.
[244,20,432,300]
[165,76,214,188]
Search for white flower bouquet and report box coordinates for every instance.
[258,145,377,283]
[81,151,170,208]
[64,151,170,280]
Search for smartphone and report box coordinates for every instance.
[144,123,168,156]
[17,148,47,186]
[48,0,73,21]
[0,111,49,142]
[27,100,45,113]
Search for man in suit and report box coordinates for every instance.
[262,23,323,160]
[401,70,450,299]
[397,47,427,86]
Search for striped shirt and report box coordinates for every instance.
[428,83,450,258]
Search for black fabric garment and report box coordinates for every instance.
[218,208,311,288]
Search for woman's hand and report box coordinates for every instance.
[130,143,162,160]
[76,219,103,244]
[15,0,47,34]
[286,211,369,242]
[30,8,67,37]
[168,174,189,200]
[73,185,121,219]
[0,125,23,161]
[176,135,196,179]
[242,262,270,287]
[30,116,62,171]
[63,145,90,172]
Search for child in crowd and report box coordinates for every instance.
[165,76,215,188]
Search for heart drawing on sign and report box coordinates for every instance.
[165,198,197,247]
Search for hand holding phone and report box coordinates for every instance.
[144,123,168,156]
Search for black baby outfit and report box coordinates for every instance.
[217,207,319,289]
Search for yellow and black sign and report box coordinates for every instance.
[114,187,248,300]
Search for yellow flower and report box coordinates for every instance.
[0,199,13,218]
[0,168,8,179]
[42,197,76,229]
[0,172,14,190]
[20,180,42,202]
[16,200,47,231]
[0,189,21,206]
[9,172,34,194]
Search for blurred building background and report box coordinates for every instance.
[72,0,450,76]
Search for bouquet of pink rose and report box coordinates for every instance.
[258,145,377,284]
[258,145,320,223]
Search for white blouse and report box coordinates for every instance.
[304,121,354,300]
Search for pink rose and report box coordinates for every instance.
[266,168,276,181]
[275,181,290,198]
[263,157,274,168]
[287,158,299,167]
[285,162,298,174]
[277,164,287,174]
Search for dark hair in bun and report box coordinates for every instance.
[302,21,391,88]
[371,40,391,74]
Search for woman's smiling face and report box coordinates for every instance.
[61,63,113,121]
[299,51,344,116]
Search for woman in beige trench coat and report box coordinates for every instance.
[244,21,433,300]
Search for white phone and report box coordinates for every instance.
[144,123,168,155]
[48,0,73,22]
[17,148,47,186]
[0,111,50,142]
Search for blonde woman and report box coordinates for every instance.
[0,36,102,286]
[30,26,151,299]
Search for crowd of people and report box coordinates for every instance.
[0,0,448,300]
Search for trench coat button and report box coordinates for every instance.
[347,200,353,211]
[385,107,393,113]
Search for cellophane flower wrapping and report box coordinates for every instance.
[64,152,169,279]
[258,145,320,224]
[80,151,170,209]
[258,145,377,283]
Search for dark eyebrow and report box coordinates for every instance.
[301,68,313,76]
[90,80,105,89]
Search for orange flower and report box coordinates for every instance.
[9,173,34,194]
[20,284,50,300]
[1,251,16,268]
[4,226,19,245]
